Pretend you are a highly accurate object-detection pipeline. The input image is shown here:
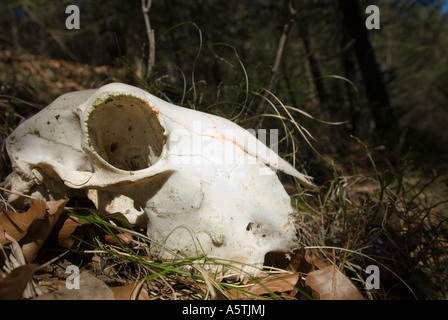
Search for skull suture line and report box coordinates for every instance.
[4,83,314,276]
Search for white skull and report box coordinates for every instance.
[4,83,314,276]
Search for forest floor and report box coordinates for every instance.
[0,42,447,300]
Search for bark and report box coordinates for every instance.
[297,11,328,113]
[338,0,397,136]
[340,33,360,135]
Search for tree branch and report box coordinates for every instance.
[252,0,296,129]
[141,0,155,80]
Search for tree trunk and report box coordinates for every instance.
[340,33,360,135]
[338,0,397,137]
[297,11,328,113]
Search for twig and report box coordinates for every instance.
[141,0,155,80]
[252,0,296,129]
[0,186,35,200]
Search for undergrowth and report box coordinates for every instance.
[293,137,448,300]
[19,143,445,300]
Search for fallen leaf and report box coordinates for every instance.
[229,273,299,299]
[285,248,314,274]
[51,214,83,249]
[19,199,69,263]
[249,273,299,295]
[104,232,133,245]
[305,249,330,270]
[305,265,364,300]
[0,199,47,244]
[110,283,149,300]
[35,271,115,300]
[0,264,39,300]
[45,199,69,217]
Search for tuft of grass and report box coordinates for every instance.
[63,208,299,300]
[291,137,448,300]
[58,132,448,300]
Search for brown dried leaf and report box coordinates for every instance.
[285,248,314,274]
[45,200,65,216]
[0,264,39,300]
[110,283,149,300]
[104,232,133,245]
[19,199,69,263]
[249,273,299,295]
[52,215,82,249]
[305,265,364,300]
[36,271,115,300]
[305,249,330,270]
[229,272,299,298]
[0,199,47,244]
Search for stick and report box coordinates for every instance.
[253,0,296,129]
[141,0,155,80]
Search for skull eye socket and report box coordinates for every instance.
[87,95,165,171]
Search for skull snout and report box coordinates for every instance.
[246,222,266,238]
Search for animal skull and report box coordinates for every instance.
[4,83,314,276]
